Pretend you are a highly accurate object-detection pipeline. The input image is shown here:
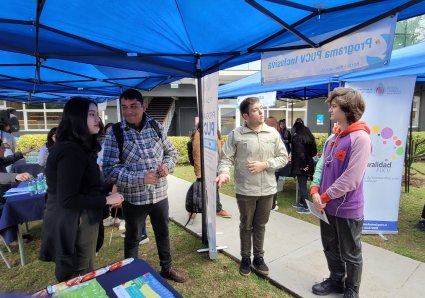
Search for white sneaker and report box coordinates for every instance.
[272,205,279,211]
[139,235,149,245]
[119,220,126,231]
[120,231,126,238]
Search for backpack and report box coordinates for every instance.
[184,179,203,226]
[112,119,162,163]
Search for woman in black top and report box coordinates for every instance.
[291,121,317,213]
[40,97,123,282]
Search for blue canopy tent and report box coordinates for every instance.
[2,0,425,244]
[1,1,425,77]
[0,49,182,103]
[0,90,114,104]
[219,72,340,99]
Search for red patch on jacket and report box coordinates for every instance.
[335,149,347,161]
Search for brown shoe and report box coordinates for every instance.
[216,209,232,218]
[160,267,188,283]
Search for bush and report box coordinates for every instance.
[407,131,425,161]
[16,134,47,152]
[169,136,190,165]
[312,133,329,154]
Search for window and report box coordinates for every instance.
[27,112,46,130]
[411,95,420,128]
[46,112,62,128]
[1,101,63,132]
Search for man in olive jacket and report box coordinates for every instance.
[216,97,288,277]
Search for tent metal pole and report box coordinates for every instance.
[405,99,414,193]
[328,82,332,135]
[195,56,208,245]
[34,0,44,84]
[117,87,122,122]
[291,99,294,126]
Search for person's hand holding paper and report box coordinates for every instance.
[312,193,326,212]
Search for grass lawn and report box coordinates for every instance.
[0,216,290,297]
[173,164,425,263]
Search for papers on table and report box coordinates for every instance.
[306,200,329,224]
[3,187,30,197]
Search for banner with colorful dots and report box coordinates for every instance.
[346,76,416,234]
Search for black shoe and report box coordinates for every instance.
[343,288,359,298]
[312,278,345,296]
[239,257,251,276]
[253,256,269,276]
[418,220,425,231]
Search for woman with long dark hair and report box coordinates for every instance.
[38,127,57,166]
[39,97,123,282]
[278,119,291,154]
[291,120,317,213]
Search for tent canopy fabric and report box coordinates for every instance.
[0,49,181,97]
[219,41,425,99]
[0,90,115,104]
[219,72,339,99]
[1,0,424,79]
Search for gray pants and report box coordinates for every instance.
[321,214,364,294]
[236,194,274,258]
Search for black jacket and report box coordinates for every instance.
[39,141,106,281]
[291,135,317,176]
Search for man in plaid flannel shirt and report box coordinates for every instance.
[103,89,187,283]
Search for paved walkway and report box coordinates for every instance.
[167,175,424,298]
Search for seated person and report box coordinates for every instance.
[0,172,33,199]
[0,139,33,199]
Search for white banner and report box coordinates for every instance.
[201,72,219,259]
[237,91,276,107]
[262,16,397,85]
[346,76,416,234]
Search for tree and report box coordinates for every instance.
[394,15,425,49]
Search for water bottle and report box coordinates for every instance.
[28,179,37,195]
[43,175,47,191]
[36,173,45,194]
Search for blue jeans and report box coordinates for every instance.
[122,199,172,270]
[296,175,308,208]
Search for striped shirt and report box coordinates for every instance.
[102,115,177,205]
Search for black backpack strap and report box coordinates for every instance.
[148,118,162,139]
[112,123,124,163]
